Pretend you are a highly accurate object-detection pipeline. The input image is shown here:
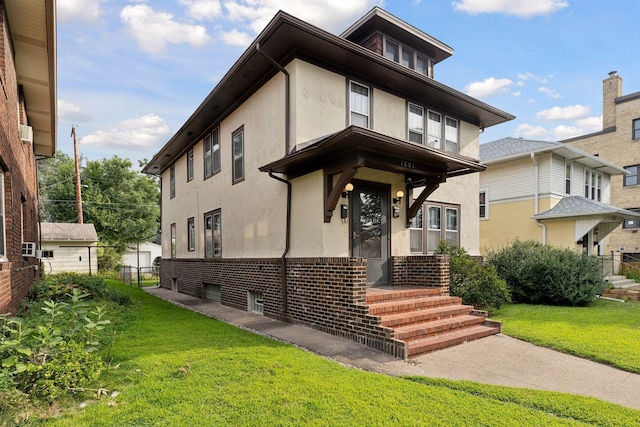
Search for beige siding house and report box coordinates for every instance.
[144,8,513,358]
[40,223,98,275]
[479,137,640,256]
[563,73,640,265]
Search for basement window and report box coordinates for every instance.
[248,291,264,314]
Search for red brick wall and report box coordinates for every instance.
[0,4,42,314]
[361,32,383,55]
[391,255,450,294]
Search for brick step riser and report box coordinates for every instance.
[366,289,442,304]
[394,317,487,341]
[406,326,500,357]
[368,297,463,315]
[379,307,475,327]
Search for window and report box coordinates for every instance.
[170,223,176,258]
[624,165,638,187]
[427,111,442,148]
[0,173,5,258]
[187,217,195,251]
[187,149,194,181]
[410,206,423,253]
[248,291,264,314]
[42,250,54,258]
[204,210,221,257]
[427,205,441,253]
[408,103,424,143]
[382,36,433,77]
[479,190,488,219]
[169,165,175,199]
[232,127,244,183]
[633,119,640,140]
[445,117,459,153]
[445,208,458,246]
[584,169,602,200]
[623,208,640,229]
[565,162,572,194]
[204,128,220,178]
[349,81,370,128]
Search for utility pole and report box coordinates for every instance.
[71,126,84,224]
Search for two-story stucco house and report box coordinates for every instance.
[143,8,513,358]
[563,72,640,265]
[479,137,640,256]
[0,1,56,314]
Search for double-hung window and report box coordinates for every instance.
[410,206,423,253]
[204,128,220,179]
[445,117,459,153]
[624,165,639,187]
[187,217,195,252]
[427,205,441,253]
[427,111,442,148]
[169,165,175,199]
[170,223,176,258]
[384,40,399,62]
[565,162,572,194]
[383,36,433,77]
[413,202,461,253]
[633,119,640,140]
[445,208,458,246]
[479,190,488,219]
[204,209,221,257]
[0,173,5,258]
[408,103,424,143]
[187,149,194,181]
[584,169,603,201]
[623,208,640,229]
[349,81,370,128]
[232,126,244,183]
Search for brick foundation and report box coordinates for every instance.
[391,255,450,294]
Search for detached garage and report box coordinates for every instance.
[40,223,98,275]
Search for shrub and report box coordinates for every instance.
[436,241,510,311]
[486,240,606,306]
[29,273,131,306]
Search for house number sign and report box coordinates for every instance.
[400,160,416,169]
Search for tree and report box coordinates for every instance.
[38,152,160,254]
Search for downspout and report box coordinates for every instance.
[257,43,291,317]
[530,153,547,244]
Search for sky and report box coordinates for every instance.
[56,0,640,165]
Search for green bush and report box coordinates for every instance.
[29,273,131,306]
[486,240,606,306]
[436,241,510,311]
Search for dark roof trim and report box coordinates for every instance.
[615,91,640,104]
[560,126,616,144]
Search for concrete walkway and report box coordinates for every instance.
[145,287,640,410]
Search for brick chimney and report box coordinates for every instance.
[603,71,622,129]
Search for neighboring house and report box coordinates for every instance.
[479,137,640,256]
[562,72,640,263]
[0,1,57,314]
[122,242,161,270]
[143,7,513,357]
[40,223,98,275]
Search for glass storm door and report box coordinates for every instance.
[351,185,390,285]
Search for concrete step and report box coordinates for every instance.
[406,324,501,357]
[393,314,486,341]
[606,275,638,288]
[368,295,462,316]
[378,304,474,328]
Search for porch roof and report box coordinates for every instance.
[259,125,485,179]
[533,196,640,221]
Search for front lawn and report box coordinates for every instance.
[33,282,640,426]
[493,299,640,373]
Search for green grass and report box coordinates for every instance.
[31,282,640,426]
[494,299,640,373]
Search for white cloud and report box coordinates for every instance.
[220,29,254,46]
[220,1,379,46]
[81,114,171,151]
[179,0,222,21]
[538,86,562,99]
[537,105,590,121]
[453,0,568,18]
[57,0,103,23]
[512,91,521,97]
[465,77,513,98]
[514,123,549,139]
[58,100,93,123]
[575,116,602,132]
[121,4,210,54]
[552,125,584,140]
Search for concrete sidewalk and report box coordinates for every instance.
[145,286,640,410]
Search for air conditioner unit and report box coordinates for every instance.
[21,242,36,257]
[18,124,33,145]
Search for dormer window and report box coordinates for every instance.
[382,36,433,77]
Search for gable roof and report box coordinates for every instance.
[143,9,514,176]
[533,196,640,220]
[41,223,98,242]
[480,137,627,175]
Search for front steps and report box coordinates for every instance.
[605,275,638,289]
[366,287,501,358]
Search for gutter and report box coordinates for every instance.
[530,153,546,244]
[258,44,291,317]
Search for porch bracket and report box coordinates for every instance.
[324,166,358,223]
[406,178,442,227]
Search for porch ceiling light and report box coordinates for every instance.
[342,183,354,198]
[393,190,405,205]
